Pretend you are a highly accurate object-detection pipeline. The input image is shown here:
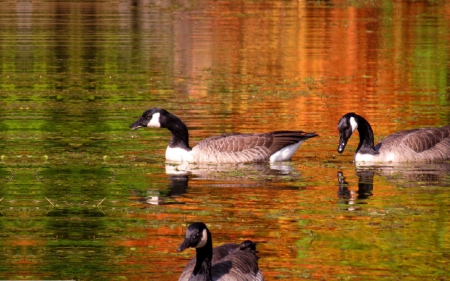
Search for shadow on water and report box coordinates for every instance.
[134,162,302,205]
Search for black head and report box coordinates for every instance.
[129,108,169,130]
[178,222,211,252]
[337,112,359,153]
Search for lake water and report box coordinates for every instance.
[1,0,450,280]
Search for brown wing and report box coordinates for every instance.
[179,243,240,281]
[192,131,317,163]
[398,126,450,153]
[267,131,318,155]
[196,131,317,152]
[194,133,271,152]
[211,247,262,281]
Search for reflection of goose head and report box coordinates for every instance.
[337,171,351,199]
[337,170,374,208]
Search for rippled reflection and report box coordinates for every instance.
[371,163,450,188]
[136,162,301,205]
[337,170,374,209]
[338,163,450,208]
[2,0,450,280]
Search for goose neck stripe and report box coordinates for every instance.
[350,116,358,132]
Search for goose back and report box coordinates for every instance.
[191,131,317,163]
[178,243,240,281]
[210,249,263,281]
[372,126,450,162]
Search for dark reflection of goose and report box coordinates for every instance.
[337,170,374,209]
[134,174,189,206]
[337,163,450,208]
[138,162,300,205]
[166,162,296,180]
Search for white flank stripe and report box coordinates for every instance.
[270,141,304,162]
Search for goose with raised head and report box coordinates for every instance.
[337,112,450,164]
[178,222,264,281]
[130,108,317,163]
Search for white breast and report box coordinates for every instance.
[355,152,396,163]
[354,153,376,163]
[165,146,193,162]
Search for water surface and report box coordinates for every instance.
[1,0,450,280]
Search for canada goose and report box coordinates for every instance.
[179,241,258,281]
[130,108,317,163]
[178,222,264,281]
[337,112,450,164]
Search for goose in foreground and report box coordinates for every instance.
[178,222,264,281]
[337,112,450,164]
[130,108,317,163]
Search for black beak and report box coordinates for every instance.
[178,238,191,252]
[129,117,147,130]
[337,137,347,153]
[129,121,143,130]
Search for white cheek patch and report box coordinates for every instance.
[195,229,208,248]
[350,117,358,132]
[147,112,161,128]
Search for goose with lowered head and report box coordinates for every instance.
[130,108,317,163]
[337,112,450,164]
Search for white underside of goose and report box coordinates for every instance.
[269,141,305,162]
[355,152,396,163]
[165,141,305,163]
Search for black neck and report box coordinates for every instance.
[354,115,377,154]
[192,231,213,280]
[165,113,191,150]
